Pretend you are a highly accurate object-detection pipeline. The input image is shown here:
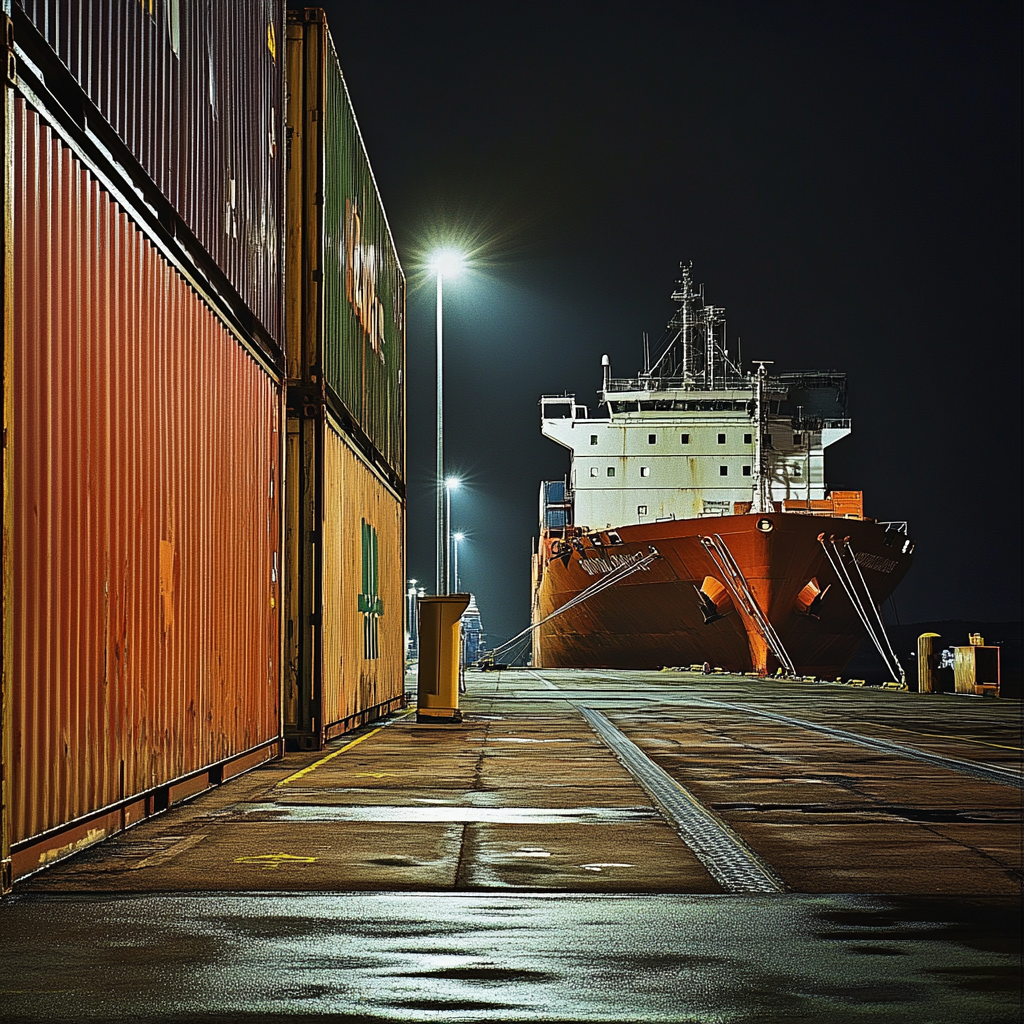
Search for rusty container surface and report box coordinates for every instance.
[286,9,405,481]
[322,422,404,738]
[284,407,405,749]
[11,100,281,874]
[15,0,283,345]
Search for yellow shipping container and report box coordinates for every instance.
[322,425,405,734]
[285,412,405,749]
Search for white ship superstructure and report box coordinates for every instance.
[540,264,852,531]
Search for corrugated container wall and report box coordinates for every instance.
[322,425,404,733]
[286,9,404,479]
[14,0,284,346]
[11,100,281,874]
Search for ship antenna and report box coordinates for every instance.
[750,360,774,514]
[642,331,650,375]
[602,353,611,391]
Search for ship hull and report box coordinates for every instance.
[531,513,912,677]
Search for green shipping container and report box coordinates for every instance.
[286,9,405,484]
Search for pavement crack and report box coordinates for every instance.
[453,721,490,888]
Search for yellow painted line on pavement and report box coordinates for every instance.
[883,726,1022,752]
[277,709,415,787]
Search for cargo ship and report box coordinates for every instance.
[530,263,913,678]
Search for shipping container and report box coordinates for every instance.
[13,0,284,348]
[2,18,14,892]
[7,98,282,882]
[286,9,405,483]
[285,406,405,749]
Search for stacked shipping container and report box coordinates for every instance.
[1,4,408,886]
[13,0,284,347]
[284,10,406,748]
[2,3,287,886]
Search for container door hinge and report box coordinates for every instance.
[311,268,321,282]
[309,613,320,626]
[308,530,317,544]
[4,13,15,87]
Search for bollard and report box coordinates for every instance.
[917,632,940,693]
[416,594,470,723]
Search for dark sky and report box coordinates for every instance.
[316,1,1021,645]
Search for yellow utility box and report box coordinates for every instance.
[953,643,1001,696]
[417,594,470,722]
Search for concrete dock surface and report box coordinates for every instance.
[1,668,1021,1022]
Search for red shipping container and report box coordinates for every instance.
[9,99,281,878]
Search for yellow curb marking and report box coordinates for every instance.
[277,709,416,787]
[234,852,317,871]
[882,725,1022,752]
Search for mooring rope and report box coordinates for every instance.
[486,549,659,661]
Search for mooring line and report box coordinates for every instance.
[576,705,785,894]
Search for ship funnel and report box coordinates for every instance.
[602,354,611,389]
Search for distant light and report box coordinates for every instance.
[429,249,466,278]
[445,476,461,490]
[453,532,465,542]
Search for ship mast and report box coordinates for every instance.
[670,262,699,384]
[750,361,773,514]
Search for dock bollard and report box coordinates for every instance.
[917,632,941,693]
[416,594,470,723]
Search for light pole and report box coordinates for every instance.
[443,476,460,595]
[405,578,418,656]
[429,249,466,595]
[452,532,465,593]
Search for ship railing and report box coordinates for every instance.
[604,375,751,393]
[877,521,908,534]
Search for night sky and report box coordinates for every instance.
[315,1,1021,646]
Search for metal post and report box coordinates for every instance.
[436,273,445,595]
[444,481,452,596]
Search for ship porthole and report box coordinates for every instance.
[756,518,773,533]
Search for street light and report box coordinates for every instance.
[429,249,466,595]
[443,476,461,595]
[451,532,465,593]
[405,579,418,657]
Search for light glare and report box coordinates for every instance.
[429,249,466,278]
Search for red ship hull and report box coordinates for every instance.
[531,513,912,677]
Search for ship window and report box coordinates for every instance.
[794,433,803,444]
[764,433,773,446]
[680,433,690,444]
[717,433,726,444]
[606,467,615,477]
[638,505,647,515]
[640,466,651,477]
[648,433,657,445]
[743,466,751,476]
[719,465,728,476]
[794,465,802,477]
[589,467,599,477]
[744,433,752,444]
[590,434,598,445]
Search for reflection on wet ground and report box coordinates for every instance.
[220,803,661,823]
[0,892,1019,1023]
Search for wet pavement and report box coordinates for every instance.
[1,668,1021,1021]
